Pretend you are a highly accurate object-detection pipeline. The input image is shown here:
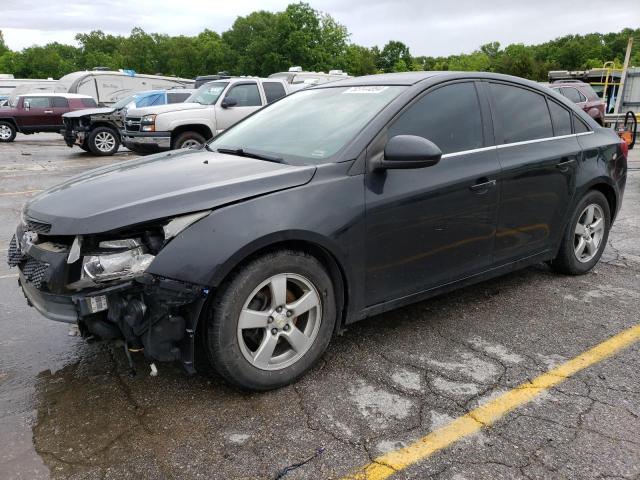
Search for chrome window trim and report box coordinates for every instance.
[442,131,594,158]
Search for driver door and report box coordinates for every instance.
[215,82,264,133]
[364,81,501,306]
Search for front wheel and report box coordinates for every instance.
[550,190,610,275]
[88,127,120,156]
[173,131,206,150]
[0,121,16,142]
[204,250,336,391]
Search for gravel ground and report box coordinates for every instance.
[0,133,638,480]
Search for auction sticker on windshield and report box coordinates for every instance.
[343,86,389,94]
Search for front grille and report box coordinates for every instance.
[21,257,49,289]
[7,235,24,267]
[23,217,51,234]
[124,117,141,132]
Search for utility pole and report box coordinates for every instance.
[613,37,633,114]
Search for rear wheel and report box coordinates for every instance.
[204,250,336,391]
[550,190,610,275]
[173,131,206,150]
[0,121,16,142]
[88,127,119,156]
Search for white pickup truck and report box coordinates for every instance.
[121,77,290,151]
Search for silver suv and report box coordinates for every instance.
[121,77,290,152]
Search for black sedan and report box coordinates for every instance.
[8,72,627,390]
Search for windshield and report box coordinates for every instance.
[112,94,136,110]
[209,86,405,164]
[186,82,228,105]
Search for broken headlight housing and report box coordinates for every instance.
[82,240,154,283]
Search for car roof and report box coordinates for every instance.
[316,71,550,89]
[17,93,94,99]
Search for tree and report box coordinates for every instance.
[0,30,9,56]
[378,40,412,72]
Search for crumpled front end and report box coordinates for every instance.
[7,212,210,374]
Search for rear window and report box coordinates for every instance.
[263,82,286,104]
[81,98,97,107]
[560,87,586,104]
[489,83,553,144]
[51,97,69,108]
[548,100,572,136]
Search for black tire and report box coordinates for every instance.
[0,121,17,142]
[87,126,120,156]
[204,250,336,391]
[173,131,206,150]
[550,190,610,275]
[79,141,91,152]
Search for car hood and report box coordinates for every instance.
[24,149,316,235]
[63,107,115,119]
[127,102,205,117]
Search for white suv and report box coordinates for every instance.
[121,77,290,151]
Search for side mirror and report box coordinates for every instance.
[23,100,30,110]
[375,135,442,170]
[221,97,237,108]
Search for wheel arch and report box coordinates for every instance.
[90,122,121,139]
[171,124,213,143]
[0,117,19,131]
[586,181,617,220]
[210,234,350,333]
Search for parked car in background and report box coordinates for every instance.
[548,81,605,125]
[0,93,97,142]
[269,66,351,91]
[122,77,289,152]
[8,72,627,391]
[62,88,196,156]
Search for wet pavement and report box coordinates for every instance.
[1,133,639,479]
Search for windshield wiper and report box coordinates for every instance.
[216,147,284,164]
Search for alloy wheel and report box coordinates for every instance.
[237,273,322,371]
[0,124,13,140]
[94,132,116,152]
[574,203,605,263]
[181,139,202,149]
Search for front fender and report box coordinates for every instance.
[146,163,366,314]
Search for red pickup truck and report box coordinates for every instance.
[0,93,97,142]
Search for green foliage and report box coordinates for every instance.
[0,10,637,82]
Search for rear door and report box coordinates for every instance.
[364,81,501,305]
[216,82,264,132]
[488,82,580,264]
[49,97,70,129]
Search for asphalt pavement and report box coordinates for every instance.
[0,133,638,480]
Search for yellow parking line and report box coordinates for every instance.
[342,324,640,480]
[0,189,42,197]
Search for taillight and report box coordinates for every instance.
[620,139,628,159]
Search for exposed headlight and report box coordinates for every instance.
[141,114,156,132]
[82,244,154,283]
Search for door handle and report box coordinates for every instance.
[44,110,53,114]
[469,179,496,192]
[556,159,575,172]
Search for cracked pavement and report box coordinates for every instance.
[1,134,639,479]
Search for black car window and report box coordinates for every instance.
[23,97,51,108]
[573,115,590,133]
[388,82,484,155]
[547,100,572,136]
[489,83,553,144]
[167,92,190,103]
[263,82,286,104]
[226,83,262,107]
[561,87,586,104]
[81,98,97,107]
[51,97,69,108]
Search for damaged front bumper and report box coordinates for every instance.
[8,221,210,374]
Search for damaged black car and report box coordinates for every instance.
[9,72,627,391]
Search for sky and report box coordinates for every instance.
[2,0,639,57]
